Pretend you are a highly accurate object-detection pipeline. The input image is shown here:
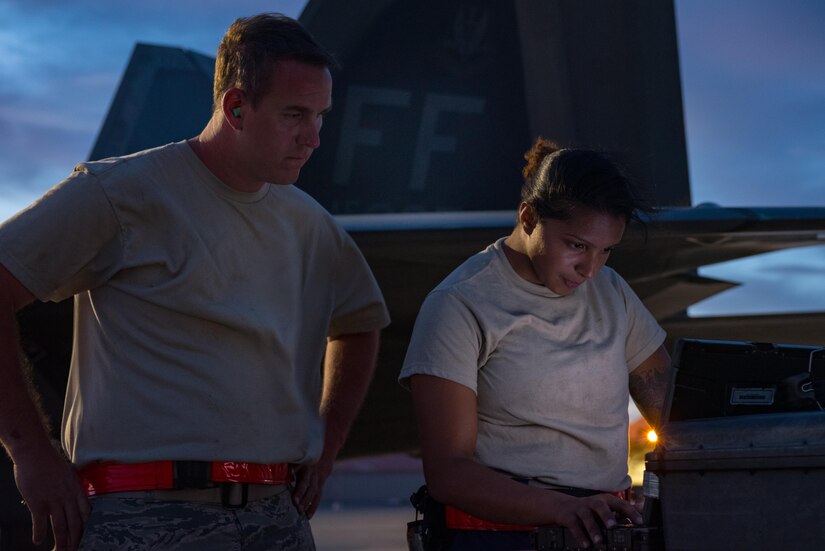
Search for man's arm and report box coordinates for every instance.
[291,329,380,517]
[0,263,89,551]
[628,344,673,430]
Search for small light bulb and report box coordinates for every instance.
[647,430,658,443]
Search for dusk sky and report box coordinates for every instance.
[1,0,824,317]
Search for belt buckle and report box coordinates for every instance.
[221,483,249,509]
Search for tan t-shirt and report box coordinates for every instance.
[0,142,390,467]
[400,238,664,491]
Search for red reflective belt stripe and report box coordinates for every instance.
[79,461,290,496]
[80,460,175,496]
[445,506,536,531]
[209,461,290,484]
[444,490,629,531]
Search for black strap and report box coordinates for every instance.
[172,461,214,489]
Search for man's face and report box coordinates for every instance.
[523,207,626,296]
[241,59,332,186]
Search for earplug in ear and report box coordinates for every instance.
[232,107,241,118]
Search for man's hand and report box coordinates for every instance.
[552,493,643,549]
[290,459,333,519]
[0,264,89,549]
[289,330,379,519]
[14,446,90,551]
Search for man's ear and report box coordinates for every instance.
[222,88,245,129]
[518,202,537,235]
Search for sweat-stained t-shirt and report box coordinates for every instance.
[400,238,664,491]
[0,141,390,468]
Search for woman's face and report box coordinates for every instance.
[523,206,626,296]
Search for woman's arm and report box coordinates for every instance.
[628,345,673,430]
[410,374,642,548]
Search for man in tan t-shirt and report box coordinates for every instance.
[0,13,389,551]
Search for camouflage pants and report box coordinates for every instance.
[78,486,315,550]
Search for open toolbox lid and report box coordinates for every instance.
[648,338,825,471]
[661,338,825,424]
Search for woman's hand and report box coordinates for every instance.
[550,492,643,548]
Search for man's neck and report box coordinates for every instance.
[188,124,265,193]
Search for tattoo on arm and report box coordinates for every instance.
[629,358,671,429]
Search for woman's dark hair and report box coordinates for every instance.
[521,137,653,225]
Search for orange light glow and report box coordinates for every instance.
[647,430,658,443]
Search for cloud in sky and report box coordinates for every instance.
[675,0,825,208]
[0,0,308,210]
[677,1,825,86]
[673,0,825,316]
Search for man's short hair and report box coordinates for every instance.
[213,13,337,112]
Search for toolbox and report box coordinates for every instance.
[644,339,825,550]
[645,410,825,550]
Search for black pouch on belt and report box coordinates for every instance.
[407,485,453,551]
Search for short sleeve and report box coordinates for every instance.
[326,230,390,338]
[399,290,482,393]
[0,169,123,302]
[618,276,666,370]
